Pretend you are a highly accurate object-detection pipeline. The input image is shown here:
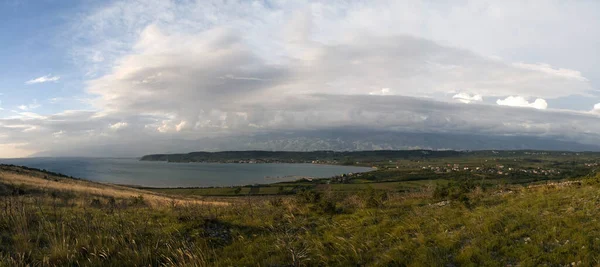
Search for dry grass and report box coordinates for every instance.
[3,163,600,266]
[0,166,229,207]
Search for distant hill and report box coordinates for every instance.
[191,130,600,152]
[140,149,600,164]
[140,150,465,163]
[32,129,600,158]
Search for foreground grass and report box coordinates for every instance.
[3,167,600,266]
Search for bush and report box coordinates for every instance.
[90,198,102,208]
[363,189,388,208]
[433,179,476,206]
[314,198,338,215]
[129,195,146,207]
[433,184,449,199]
[294,189,339,214]
[296,190,321,204]
[583,172,600,185]
[269,198,284,207]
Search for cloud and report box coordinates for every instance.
[513,63,588,82]
[87,25,289,117]
[87,25,592,116]
[48,97,64,104]
[593,103,600,113]
[109,122,128,130]
[3,0,599,157]
[497,96,548,110]
[54,20,598,155]
[453,93,483,104]
[369,88,391,96]
[2,95,600,157]
[9,111,47,120]
[68,1,598,97]
[25,75,60,84]
[17,100,41,111]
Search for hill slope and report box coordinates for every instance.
[0,165,228,206]
[2,164,600,265]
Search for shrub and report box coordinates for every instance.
[233,187,242,194]
[314,198,338,215]
[296,190,321,204]
[583,172,600,185]
[433,178,476,206]
[269,197,284,207]
[129,195,146,207]
[340,194,365,211]
[364,189,388,208]
[433,184,449,199]
[90,198,102,208]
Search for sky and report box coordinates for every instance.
[1,0,600,157]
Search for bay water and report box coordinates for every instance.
[0,158,372,188]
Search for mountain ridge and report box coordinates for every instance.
[31,130,600,158]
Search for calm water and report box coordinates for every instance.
[0,158,372,188]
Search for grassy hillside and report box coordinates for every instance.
[2,164,600,265]
[0,165,228,207]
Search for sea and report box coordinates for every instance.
[0,158,372,188]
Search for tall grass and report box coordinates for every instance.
[3,172,600,266]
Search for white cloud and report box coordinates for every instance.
[9,112,47,120]
[369,88,391,96]
[67,19,595,154]
[25,75,60,84]
[86,25,593,120]
[497,96,548,110]
[68,1,597,98]
[48,97,64,104]
[175,121,188,132]
[2,0,598,157]
[52,131,65,138]
[592,103,600,113]
[513,63,588,81]
[109,122,128,130]
[87,25,288,116]
[91,51,104,63]
[453,93,483,104]
[17,100,41,111]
